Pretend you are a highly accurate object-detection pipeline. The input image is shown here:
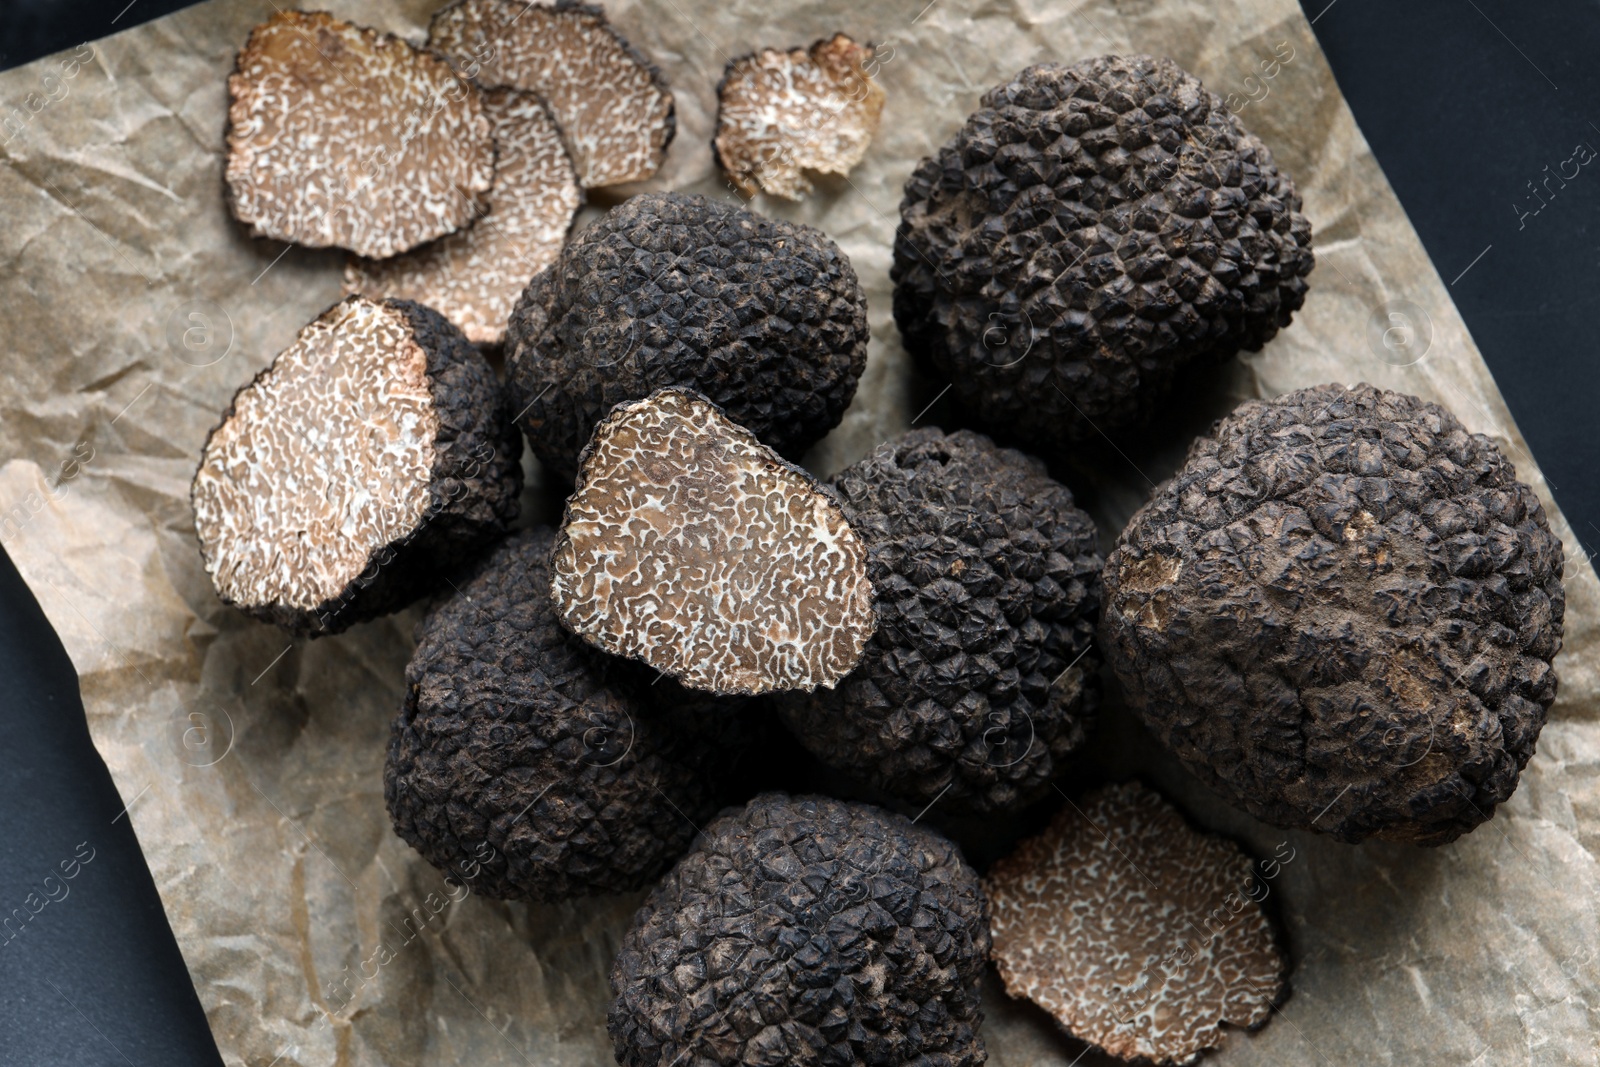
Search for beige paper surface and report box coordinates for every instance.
[2,0,1598,1064]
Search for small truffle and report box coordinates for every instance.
[714,34,886,200]
[225,11,494,258]
[505,191,869,483]
[191,296,522,636]
[986,781,1287,1066]
[428,0,674,187]
[779,428,1103,814]
[1101,384,1565,845]
[893,56,1315,451]
[344,87,582,347]
[609,792,990,1067]
[551,388,876,697]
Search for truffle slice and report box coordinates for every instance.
[779,428,1103,814]
[986,782,1287,1066]
[191,296,522,636]
[225,11,494,258]
[609,792,990,1067]
[551,388,875,697]
[428,0,673,187]
[1101,384,1565,845]
[713,34,886,200]
[344,87,582,347]
[505,191,869,483]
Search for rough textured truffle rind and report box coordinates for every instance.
[225,11,494,258]
[506,191,869,483]
[985,781,1287,1066]
[1101,383,1565,845]
[892,56,1314,450]
[609,792,991,1067]
[551,388,876,696]
[779,428,1102,814]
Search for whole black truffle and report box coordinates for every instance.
[892,56,1315,452]
[505,191,868,483]
[1101,383,1565,845]
[608,792,990,1067]
[779,428,1102,813]
[384,528,745,901]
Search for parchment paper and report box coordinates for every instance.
[3,0,1599,1064]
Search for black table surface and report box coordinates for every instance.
[2,0,1597,1062]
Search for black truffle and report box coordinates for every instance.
[608,792,990,1067]
[1100,383,1565,845]
[191,295,522,637]
[892,56,1315,452]
[778,428,1102,813]
[384,528,743,901]
[505,191,869,483]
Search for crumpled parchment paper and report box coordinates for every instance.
[2,0,1598,1063]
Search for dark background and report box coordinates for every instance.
[2,0,1596,1061]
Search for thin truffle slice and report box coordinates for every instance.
[225,11,494,258]
[986,782,1287,1066]
[551,388,875,696]
[428,0,674,187]
[714,34,886,200]
[191,296,522,636]
[344,87,582,346]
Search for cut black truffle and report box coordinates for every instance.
[550,388,876,697]
[608,792,990,1067]
[226,11,494,258]
[191,295,522,636]
[778,428,1102,813]
[385,528,748,901]
[892,56,1315,452]
[505,191,869,484]
[1101,383,1565,845]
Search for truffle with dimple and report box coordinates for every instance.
[428,0,674,187]
[985,781,1287,1066]
[608,792,990,1067]
[892,55,1315,452]
[550,388,876,697]
[504,191,868,484]
[778,428,1102,813]
[191,295,522,636]
[225,11,494,258]
[1101,383,1565,845]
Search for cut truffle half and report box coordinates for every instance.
[714,34,886,200]
[225,11,494,258]
[428,0,674,187]
[550,388,875,697]
[344,87,582,347]
[986,781,1287,1066]
[191,295,522,636]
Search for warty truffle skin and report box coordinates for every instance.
[505,191,869,484]
[892,56,1315,452]
[779,428,1102,814]
[1100,383,1565,846]
[608,792,991,1067]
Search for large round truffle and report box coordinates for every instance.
[505,191,868,483]
[892,56,1315,452]
[385,529,745,901]
[1101,383,1565,845]
[608,792,990,1067]
[779,428,1102,813]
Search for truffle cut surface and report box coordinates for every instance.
[551,389,875,696]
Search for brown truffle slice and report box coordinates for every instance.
[225,11,494,258]
[428,0,674,187]
[344,88,582,346]
[985,782,1287,1066]
[550,388,875,696]
[714,34,886,200]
